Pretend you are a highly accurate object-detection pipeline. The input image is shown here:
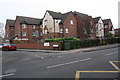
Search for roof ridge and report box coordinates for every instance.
[47,10,62,14]
[16,16,41,20]
[74,11,88,16]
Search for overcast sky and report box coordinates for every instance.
[0,0,119,29]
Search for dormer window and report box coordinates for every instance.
[32,25,35,29]
[22,24,26,28]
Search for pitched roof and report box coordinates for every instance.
[102,19,111,25]
[6,19,15,27]
[17,16,42,25]
[60,11,72,24]
[47,10,72,24]
[73,11,90,21]
[93,17,101,23]
[47,10,62,19]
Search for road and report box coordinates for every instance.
[1,47,119,80]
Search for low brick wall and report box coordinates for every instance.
[16,42,62,50]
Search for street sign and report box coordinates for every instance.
[44,42,49,46]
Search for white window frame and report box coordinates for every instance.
[60,28,63,34]
[22,31,26,36]
[40,32,43,36]
[44,20,47,26]
[105,25,108,28]
[22,24,26,29]
[70,20,74,25]
[32,25,36,29]
[32,31,35,36]
[44,30,48,34]
[66,28,69,33]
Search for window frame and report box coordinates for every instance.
[22,31,26,36]
[22,24,26,29]
[32,31,35,36]
[70,20,74,25]
[60,28,63,34]
[32,25,36,29]
[65,28,69,33]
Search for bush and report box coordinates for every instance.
[45,37,80,42]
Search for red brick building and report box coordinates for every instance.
[14,16,42,42]
[59,11,96,39]
[5,10,114,43]
[5,19,15,42]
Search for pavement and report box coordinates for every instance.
[18,43,120,53]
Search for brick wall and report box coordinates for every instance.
[62,13,78,38]
[16,42,62,50]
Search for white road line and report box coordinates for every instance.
[0,73,14,78]
[47,58,91,69]
[105,52,118,56]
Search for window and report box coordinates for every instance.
[40,25,42,29]
[32,25,35,29]
[22,24,26,28]
[22,31,26,36]
[90,22,93,26]
[60,28,63,34]
[70,20,74,25]
[66,28,69,33]
[56,21,58,23]
[105,25,108,28]
[7,34,8,38]
[32,31,35,36]
[40,32,43,36]
[44,30,48,34]
[44,20,47,25]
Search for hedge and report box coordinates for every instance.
[45,37,120,50]
[45,37,80,42]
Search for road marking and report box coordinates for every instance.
[75,61,120,80]
[105,52,117,56]
[109,61,120,71]
[75,71,119,80]
[75,71,80,80]
[47,58,91,69]
[0,73,14,78]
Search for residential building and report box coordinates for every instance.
[43,10,96,40]
[59,11,78,38]
[5,10,114,44]
[114,28,120,37]
[14,16,42,42]
[74,11,96,39]
[42,10,63,39]
[4,19,15,43]
[93,17,104,39]
[103,19,114,36]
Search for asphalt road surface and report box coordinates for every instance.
[1,47,119,80]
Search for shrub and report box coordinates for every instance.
[45,37,80,42]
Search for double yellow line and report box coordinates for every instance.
[75,61,120,80]
[109,61,120,71]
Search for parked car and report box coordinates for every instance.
[2,43,17,51]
